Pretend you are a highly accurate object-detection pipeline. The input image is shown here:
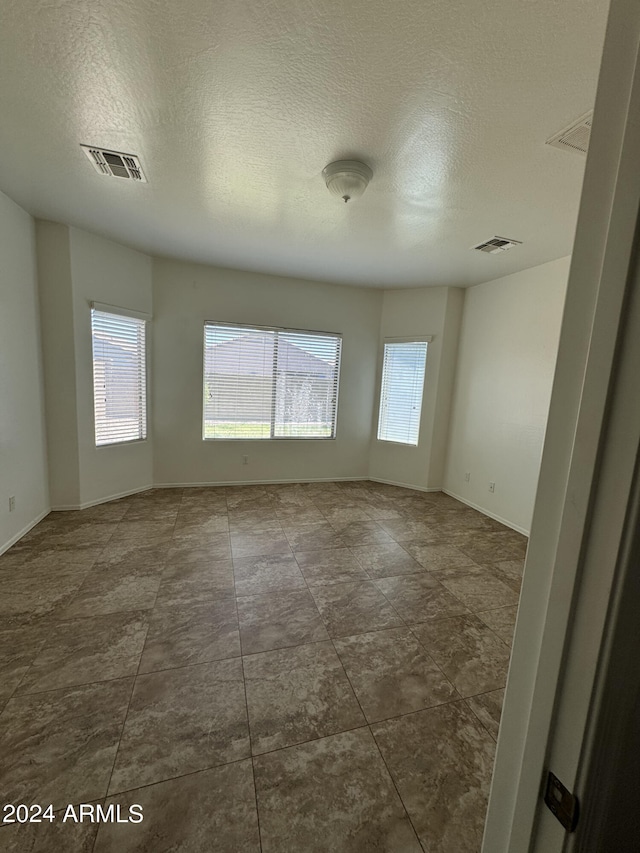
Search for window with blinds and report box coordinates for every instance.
[91,308,147,446]
[203,322,342,440]
[377,340,428,446]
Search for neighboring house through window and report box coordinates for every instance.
[91,305,148,446]
[203,322,342,439]
[377,339,429,446]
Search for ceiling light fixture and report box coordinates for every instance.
[322,159,373,203]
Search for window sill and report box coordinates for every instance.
[202,436,337,442]
[95,438,149,448]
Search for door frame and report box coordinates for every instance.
[573,433,640,850]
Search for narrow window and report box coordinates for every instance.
[377,341,428,445]
[91,308,147,446]
[203,323,342,440]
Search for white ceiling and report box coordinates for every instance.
[0,0,609,288]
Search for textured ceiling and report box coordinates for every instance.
[0,0,609,288]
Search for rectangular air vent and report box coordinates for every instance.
[472,236,522,254]
[81,145,147,181]
[546,111,593,156]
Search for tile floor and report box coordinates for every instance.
[0,480,525,852]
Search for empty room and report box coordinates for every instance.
[0,0,623,851]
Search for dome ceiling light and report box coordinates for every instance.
[322,159,373,203]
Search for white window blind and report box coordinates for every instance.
[91,308,147,446]
[203,323,341,440]
[377,341,428,445]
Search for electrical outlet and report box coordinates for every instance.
[242,455,249,465]
[488,482,495,493]
[464,472,470,482]
[8,496,16,512]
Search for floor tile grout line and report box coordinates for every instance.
[324,626,427,852]
[248,755,264,853]
[325,612,469,728]
[144,551,171,612]
[100,753,255,800]
[359,567,415,628]
[250,722,372,762]
[407,607,515,655]
[404,623,469,699]
[377,568,483,627]
[367,724,428,852]
[474,616,516,650]
[366,692,474,728]
[93,511,180,701]
[1,633,52,707]
[9,662,158,702]
[96,491,182,818]
[327,636,369,726]
[463,696,502,744]
[135,648,242,678]
[132,617,242,677]
[236,546,332,658]
[100,606,156,805]
[24,605,158,628]
[234,533,264,853]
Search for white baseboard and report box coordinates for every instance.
[153,476,369,488]
[52,478,368,511]
[51,485,153,512]
[0,508,51,556]
[442,488,530,536]
[1,482,528,555]
[368,477,441,493]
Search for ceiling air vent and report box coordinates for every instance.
[546,111,593,156]
[80,145,147,182]
[472,236,522,254]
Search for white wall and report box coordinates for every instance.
[36,222,153,509]
[444,256,570,533]
[69,227,153,505]
[36,220,81,508]
[368,286,464,491]
[430,287,465,486]
[152,259,382,485]
[0,192,49,553]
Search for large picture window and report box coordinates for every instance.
[91,306,148,446]
[377,340,429,446]
[203,322,342,440]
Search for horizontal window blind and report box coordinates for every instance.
[91,308,147,446]
[377,341,428,445]
[203,323,341,440]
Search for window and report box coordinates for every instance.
[203,322,342,440]
[377,340,429,445]
[91,306,148,446]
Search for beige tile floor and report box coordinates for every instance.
[0,480,525,852]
